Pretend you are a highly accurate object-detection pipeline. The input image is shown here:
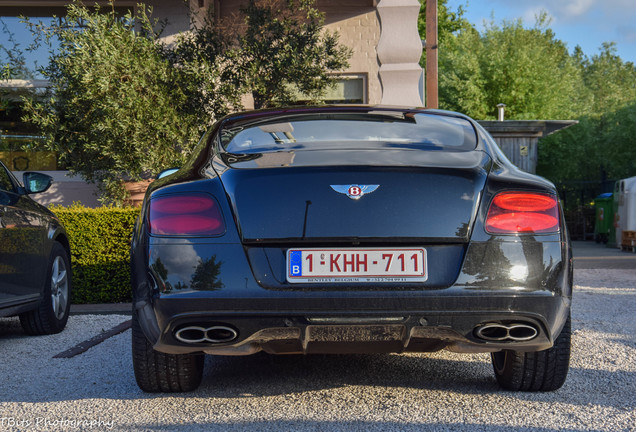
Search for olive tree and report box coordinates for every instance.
[23,3,240,204]
[180,0,352,109]
[22,0,351,204]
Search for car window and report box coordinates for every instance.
[221,112,477,154]
[0,162,16,193]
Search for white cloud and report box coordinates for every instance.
[503,0,633,23]
[521,6,556,26]
[152,244,200,285]
[556,0,595,17]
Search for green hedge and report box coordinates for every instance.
[51,204,140,304]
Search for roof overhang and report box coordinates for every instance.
[477,120,579,138]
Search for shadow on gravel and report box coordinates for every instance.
[192,351,635,409]
[0,317,27,337]
[197,351,497,397]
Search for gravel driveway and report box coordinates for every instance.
[1,268,634,432]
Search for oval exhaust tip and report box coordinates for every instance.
[507,324,538,341]
[475,323,538,342]
[475,324,509,341]
[175,325,238,344]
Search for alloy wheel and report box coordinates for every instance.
[50,256,69,320]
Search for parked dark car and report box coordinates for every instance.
[131,106,572,393]
[0,161,71,334]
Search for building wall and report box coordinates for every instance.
[145,0,193,44]
[479,121,578,174]
[15,171,101,208]
[321,0,381,104]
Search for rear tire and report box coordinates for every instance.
[132,310,204,392]
[491,313,571,391]
[19,242,71,335]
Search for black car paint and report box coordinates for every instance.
[220,151,489,242]
[0,163,70,317]
[131,107,572,356]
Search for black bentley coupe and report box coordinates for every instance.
[0,161,71,335]
[131,106,572,393]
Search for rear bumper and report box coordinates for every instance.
[137,291,570,355]
[133,238,572,355]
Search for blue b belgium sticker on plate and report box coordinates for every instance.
[289,250,302,276]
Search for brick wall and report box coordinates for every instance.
[322,2,381,104]
[145,0,193,43]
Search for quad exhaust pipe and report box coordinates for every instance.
[175,325,238,344]
[474,323,538,342]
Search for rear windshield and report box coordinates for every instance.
[220,112,477,153]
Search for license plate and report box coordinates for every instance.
[286,248,427,283]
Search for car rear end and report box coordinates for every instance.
[131,107,572,392]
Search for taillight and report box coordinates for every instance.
[485,192,559,234]
[148,194,225,236]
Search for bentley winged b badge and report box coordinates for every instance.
[330,184,380,200]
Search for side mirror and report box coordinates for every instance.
[156,168,179,179]
[23,172,53,194]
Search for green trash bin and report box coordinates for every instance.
[593,193,614,244]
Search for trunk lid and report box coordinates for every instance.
[216,149,491,243]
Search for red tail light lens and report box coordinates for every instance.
[486,192,559,234]
[148,194,225,236]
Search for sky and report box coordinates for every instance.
[446,0,636,64]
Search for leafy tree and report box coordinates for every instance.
[417,0,472,65]
[168,15,243,121]
[538,44,636,185]
[1,20,34,116]
[438,26,489,118]
[438,14,588,119]
[18,0,350,205]
[21,3,237,204]
[190,256,224,291]
[599,102,636,179]
[184,0,351,109]
[577,42,636,115]
[0,19,32,80]
[479,15,587,119]
[538,102,636,184]
[537,117,598,183]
